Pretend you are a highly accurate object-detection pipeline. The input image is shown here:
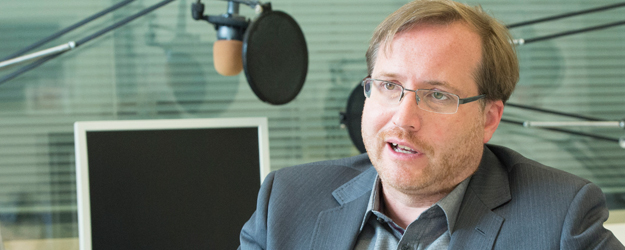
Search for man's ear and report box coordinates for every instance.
[483,100,504,143]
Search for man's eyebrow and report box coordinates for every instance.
[423,80,461,94]
[373,73,463,94]
[374,72,400,80]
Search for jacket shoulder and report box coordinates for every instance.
[487,144,590,187]
[272,153,372,181]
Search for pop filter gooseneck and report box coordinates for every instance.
[242,3,308,105]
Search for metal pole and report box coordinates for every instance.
[523,120,625,129]
[0,42,76,70]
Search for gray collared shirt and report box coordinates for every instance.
[353,175,471,250]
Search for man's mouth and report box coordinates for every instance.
[390,143,417,154]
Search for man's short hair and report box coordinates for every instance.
[366,0,519,104]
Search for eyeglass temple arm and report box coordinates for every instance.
[458,94,486,104]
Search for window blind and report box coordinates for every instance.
[0,0,623,240]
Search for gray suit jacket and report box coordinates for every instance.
[239,144,624,249]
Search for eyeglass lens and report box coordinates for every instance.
[362,78,460,114]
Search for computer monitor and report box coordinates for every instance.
[74,117,270,250]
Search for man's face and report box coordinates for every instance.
[362,21,501,197]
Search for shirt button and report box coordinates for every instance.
[376,217,384,223]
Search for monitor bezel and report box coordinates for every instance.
[74,117,270,250]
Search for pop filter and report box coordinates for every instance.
[340,83,366,153]
[242,7,308,105]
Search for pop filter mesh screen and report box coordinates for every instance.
[243,11,308,105]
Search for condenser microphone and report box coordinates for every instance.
[192,0,249,76]
[213,1,246,76]
[213,40,242,76]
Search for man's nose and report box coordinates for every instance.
[391,91,422,131]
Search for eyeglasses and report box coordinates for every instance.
[361,77,485,114]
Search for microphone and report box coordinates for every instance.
[192,0,250,76]
[213,40,242,76]
[192,0,308,105]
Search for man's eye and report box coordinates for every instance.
[431,91,448,100]
[383,82,396,90]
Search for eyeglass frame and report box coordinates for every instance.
[361,77,486,114]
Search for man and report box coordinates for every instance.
[239,0,625,249]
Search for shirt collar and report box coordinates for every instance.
[359,174,471,234]
[359,176,382,232]
[437,176,471,234]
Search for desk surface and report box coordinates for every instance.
[4,238,78,250]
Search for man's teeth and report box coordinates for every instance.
[391,143,417,154]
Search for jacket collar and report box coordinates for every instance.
[309,166,377,250]
[331,167,378,206]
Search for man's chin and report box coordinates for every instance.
[378,168,434,190]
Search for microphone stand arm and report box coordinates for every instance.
[0,42,76,70]
[506,2,625,29]
[501,118,625,149]
[505,2,625,45]
[0,0,135,62]
[191,0,273,40]
[513,20,625,45]
[523,120,625,129]
[0,0,176,86]
[503,104,625,148]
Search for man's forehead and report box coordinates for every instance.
[381,21,480,55]
[374,21,482,92]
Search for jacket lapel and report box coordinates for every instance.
[449,145,512,250]
[309,167,377,250]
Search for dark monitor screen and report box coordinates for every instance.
[74,118,270,250]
